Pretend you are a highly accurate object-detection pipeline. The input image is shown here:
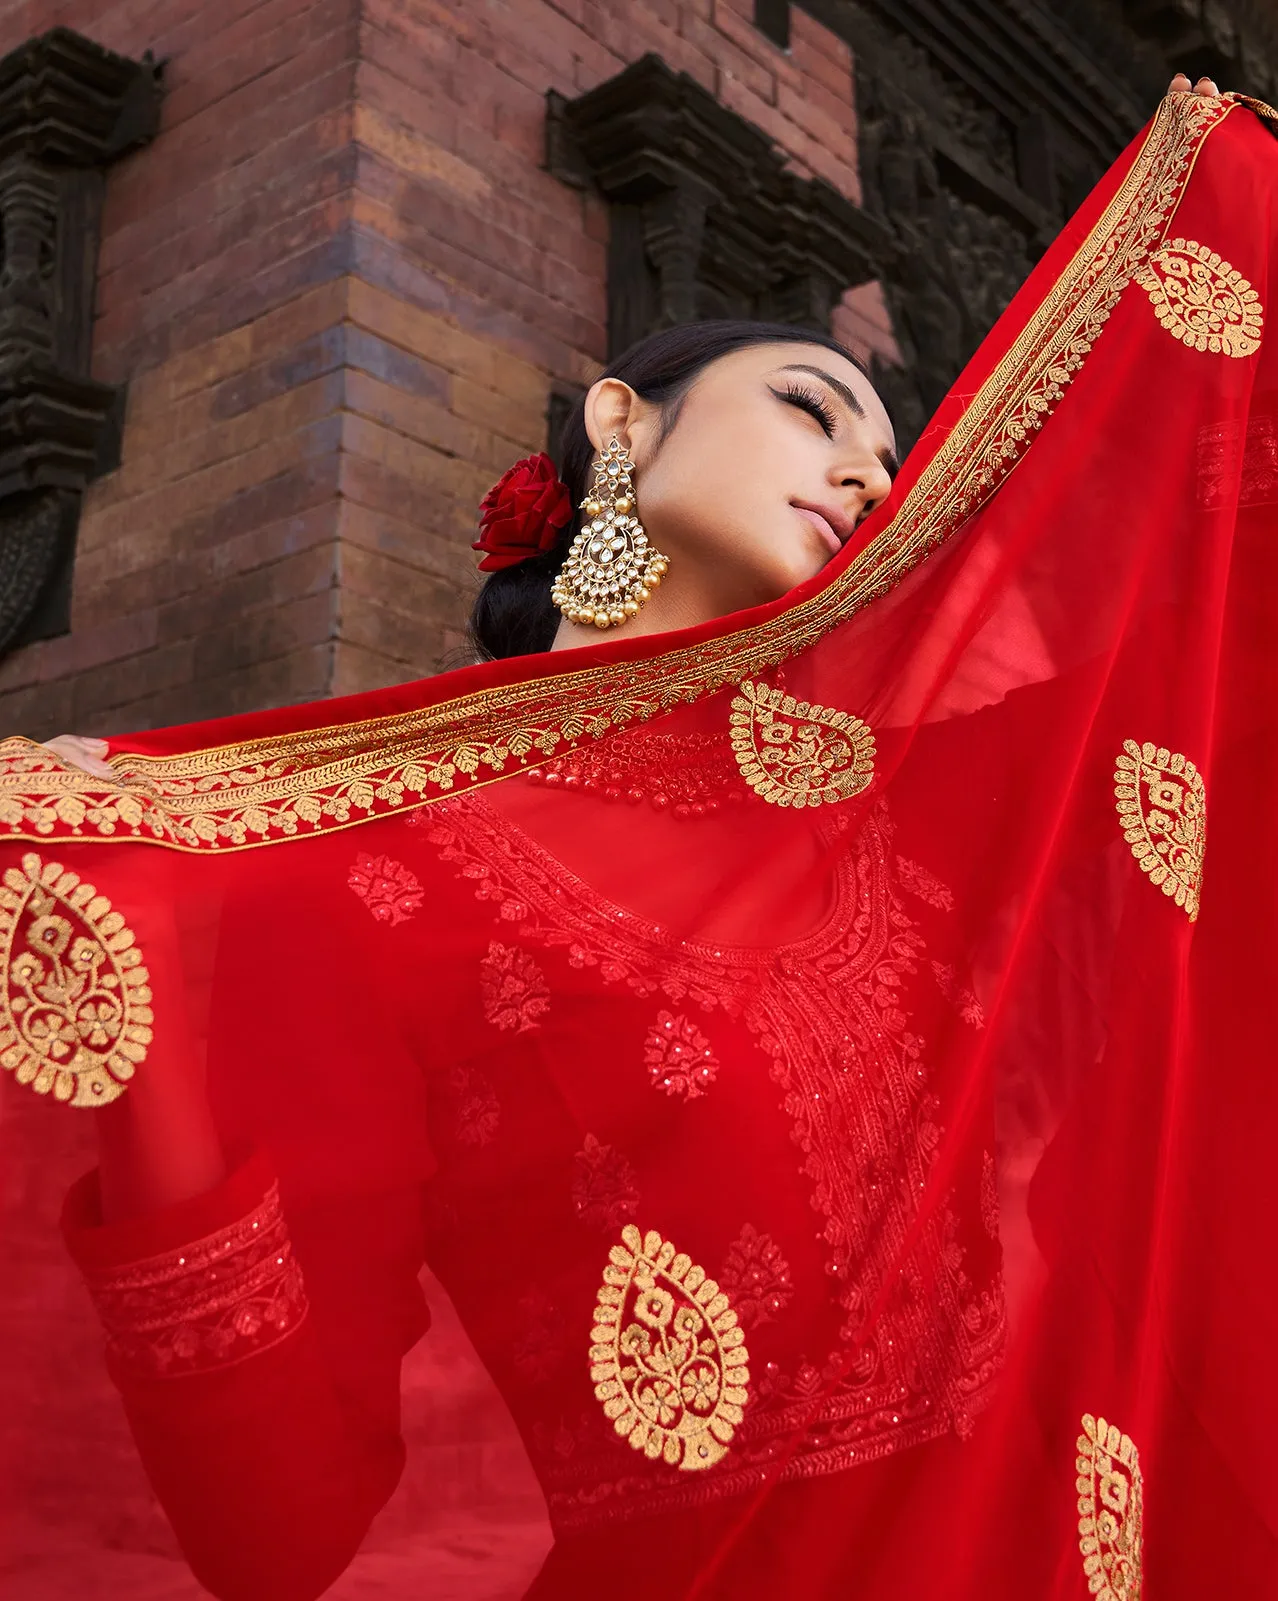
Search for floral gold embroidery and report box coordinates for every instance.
[644,1010,718,1098]
[719,1224,793,1330]
[1077,1413,1143,1600]
[1113,740,1205,921]
[480,941,550,1032]
[347,852,423,925]
[0,96,1239,852]
[729,680,875,809]
[0,853,151,1107]
[1137,236,1263,357]
[591,1224,750,1471]
[572,1133,640,1232]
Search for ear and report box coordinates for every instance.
[582,377,655,458]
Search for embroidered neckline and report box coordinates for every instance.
[455,792,861,965]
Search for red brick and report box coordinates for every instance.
[338,588,471,675]
[337,495,476,588]
[338,453,481,558]
[790,5,853,67]
[777,80,856,155]
[346,368,484,460]
[330,639,436,696]
[678,13,775,103]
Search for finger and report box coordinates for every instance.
[42,734,117,780]
[1169,72,1192,93]
[1194,76,1220,97]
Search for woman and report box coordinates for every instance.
[3,77,1275,1600]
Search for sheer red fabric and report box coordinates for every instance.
[2,91,1277,1599]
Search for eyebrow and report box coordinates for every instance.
[779,362,901,479]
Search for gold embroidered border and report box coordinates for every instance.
[0,93,1241,852]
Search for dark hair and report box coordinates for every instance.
[468,319,869,661]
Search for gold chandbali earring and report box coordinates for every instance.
[552,435,668,629]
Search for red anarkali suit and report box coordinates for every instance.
[3,89,1277,1599]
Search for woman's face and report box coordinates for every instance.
[589,342,898,623]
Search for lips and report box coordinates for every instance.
[792,504,845,556]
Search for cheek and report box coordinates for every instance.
[637,415,828,592]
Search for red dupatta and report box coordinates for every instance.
[2,90,1277,1599]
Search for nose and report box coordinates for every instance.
[829,449,894,522]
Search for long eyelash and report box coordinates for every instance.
[778,382,839,438]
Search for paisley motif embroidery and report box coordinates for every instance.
[0,853,151,1107]
[1076,1413,1143,1601]
[719,1223,793,1330]
[480,940,550,1032]
[572,1133,640,1232]
[347,852,423,925]
[591,1224,750,1471]
[1113,740,1205,921]
[1136,236,1263,357]
[728,679,875,808]
[644,1010,718,1098]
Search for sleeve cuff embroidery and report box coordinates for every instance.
[81,1180,309,1378]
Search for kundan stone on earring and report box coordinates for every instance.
[552,435,669,629]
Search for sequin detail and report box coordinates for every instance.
[572,1134,640,1232]
[480,940,550,1032]
[644,1010,719,1099]
[591,1224,750,1471]
[347,852,424,926]
[1077,1413,1143,1600]
[81,1181,308,1377]
[719,1224,793,1330]
[1197,411,1278,509]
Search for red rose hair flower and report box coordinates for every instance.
[472,452,573,572]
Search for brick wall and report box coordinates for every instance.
[0,0,897,742]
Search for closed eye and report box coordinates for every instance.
[773,382,839,439]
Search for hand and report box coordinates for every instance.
[1168,72,1221,98]
[41,733,116,780]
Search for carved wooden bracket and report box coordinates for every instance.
[0,27,162,659]
[546,53,895,360]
